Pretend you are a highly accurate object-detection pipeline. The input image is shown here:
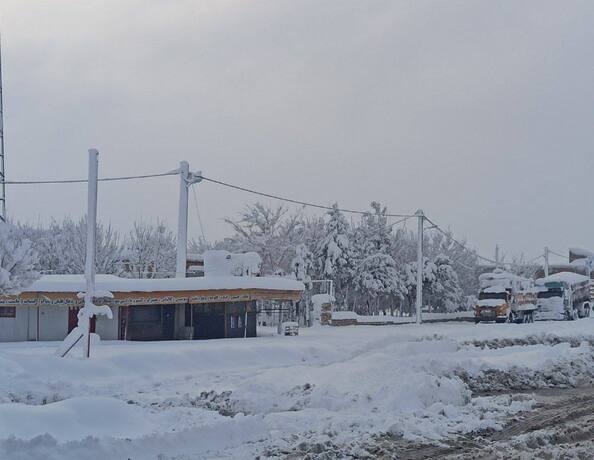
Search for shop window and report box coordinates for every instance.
[230,315,238,329]
[130,306,161,322]
[0,307,15,318]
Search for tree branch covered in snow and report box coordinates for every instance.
[0,222,40,295]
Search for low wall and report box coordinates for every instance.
[331,311,474,326]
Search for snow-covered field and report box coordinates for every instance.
[2,320,594,459]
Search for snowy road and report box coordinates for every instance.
[1,320,594,459]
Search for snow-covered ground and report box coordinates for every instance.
[2,319,594,459]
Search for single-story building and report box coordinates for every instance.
[0,274,304,342]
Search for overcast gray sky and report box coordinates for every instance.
[1,0,593,261]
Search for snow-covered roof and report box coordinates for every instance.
[569,247,594,259]
[24,274,304,294]
[536,272,590,286]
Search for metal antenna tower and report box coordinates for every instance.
[0,36,6,222]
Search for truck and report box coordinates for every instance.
[474,269,537,324]
[535,272,591,321]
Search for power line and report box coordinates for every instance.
[423,215,541,268]
[548,249,569,260]
[191,183,207,243]
[199,175,415,218]
[2,171,178,185]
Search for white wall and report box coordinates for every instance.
[38,306,69,341]
[0,307,32,341]
[95,306,119,340]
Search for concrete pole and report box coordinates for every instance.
[176,161,190,278]
[544,246,550,277]
[415,209,424,325]
[83,149,99,358]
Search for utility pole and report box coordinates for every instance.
[176,161,202,278]
[544,246,550,277]
[495,245,500,267]
[415,209,424,325]
[0,36,6,222]
[83,149,99,358]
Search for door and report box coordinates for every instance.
[68,307,96,333]
[193,304,225,339]
[162,305,175,340]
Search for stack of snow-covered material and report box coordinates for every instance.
[310,293,335,325]
[479,269,533,293]
[202,250,261,277]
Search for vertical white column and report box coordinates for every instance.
[544,246,550,277]
[176,161,190,278]
[83,149,99,358]
[415,209,424,325]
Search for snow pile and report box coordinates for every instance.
[1,320,594,458]
[0,397,154,442]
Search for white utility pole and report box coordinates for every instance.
[544,246,550,277]
[56,149,113,358]
[176,161,202,278]
[82,149,99,358]
[495,245,500,267]
[415,209,424,325]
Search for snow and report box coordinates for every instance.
[23,274,304,293]
[537,271,590,285]
[1,320,594,458]
[477,299,506,307]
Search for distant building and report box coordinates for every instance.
[0,251,303,342]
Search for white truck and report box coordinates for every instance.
[535,272,591,321]
[475,269,537,324]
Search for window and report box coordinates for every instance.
[130,306,161,323]
[238,315,243,328]
[230,315,238,329]
[0,307,16,318]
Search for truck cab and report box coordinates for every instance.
[535,272,591,321]
[475,288,511,323]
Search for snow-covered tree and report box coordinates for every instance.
[351,202,406,313]
[125,220,176,278]
[403,255,464,313]
[402,257,437,312]
[317,204,352,277]
[315,204,353,305]
[430,255,464,312]
[224,203,304,275]
[290,243,314,288]
[0,222,39,295]
[22,217,124,275]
